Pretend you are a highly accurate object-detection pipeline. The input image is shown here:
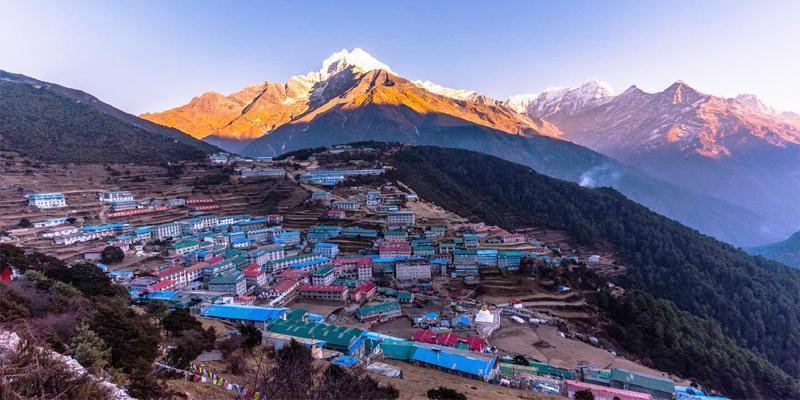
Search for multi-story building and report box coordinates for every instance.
[350,282,377,302]
[311,267,336,286]
[243,264,267,287]
[208,273,247,296]
[332,256,372,281]
[26,193,66,209]
[299,284,348,302]
[98,191,134,203]
[265,253,318,272]
[313,242,339,258]
[379,243,412,258]
[395,260,432,282]
[265,278,300,305]
[245,245,285,267]
[356,301,401,323]
[240,168,285,178]
[153,223,182,240]
[311,191,332,201]
[41,226,79,238]
[387,210,415,226]
[501,233,526,244]
[497,251,523,271]
[272,231,301,246]
[331,199,359,211]
[170,240,200,256]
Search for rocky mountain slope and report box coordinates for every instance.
[141,48,556,147]
[0,70,216,163]
[510,80,800,242]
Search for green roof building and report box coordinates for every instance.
[267,318,365,356]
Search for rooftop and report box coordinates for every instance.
[201,304,289,322]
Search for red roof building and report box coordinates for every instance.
[435,332,460,347]
[351,281,377,302]
[465,336,486,352]
[243,264,266,287]
[379,243,412,258]
[147,279,176,292]
[276,269,310,283]
[412,329,437,344]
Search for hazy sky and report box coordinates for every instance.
[2,0,799,114]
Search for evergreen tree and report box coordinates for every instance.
[69,323,111,375]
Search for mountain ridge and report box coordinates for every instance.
[0,69,216,163]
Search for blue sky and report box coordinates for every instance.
[2,0,799,114]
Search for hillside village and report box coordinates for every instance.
[0,145,727,400]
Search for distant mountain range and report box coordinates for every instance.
[140,48,798,246]
[510,79,800,240]
[0,70,216,163]
[748,231,800,268]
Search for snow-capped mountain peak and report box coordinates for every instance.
[506,79,615,116]
[412,80,481,101]
[318,48,394,80]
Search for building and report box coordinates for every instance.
[245,245,285,267]
[153,223,182,240]
[395,260,432,282]
[311,191,332,201]
[565,380,652,400]
[240,168,285,178]
[365,191,382,207]
[311,267,336,286]
[98,191,134,203]
[356,301,401,323]
[286,256,331,273]
[497,251,523,271]
[609,368,674,400]
[266,278,300,305]
[300,284,349,302]
[331,199,359,211]
[384,230,408,241]
[207,273,247,296]
[41,226,79,238]
[265,253,318,272]
[313,242,340,259]
[243,264,267,287]
[387,210,415,226]
[26,193,66,209]
[272,231,301,246]
[199,304,288,329]
[501,233,526,244]
[340,227,378,238]
[33,216,70,228]
[326,209,346,219]
[379,243,412,258]
[350,282,377,302]
[266,318,365,356]
[170,240,200,256]
[409,343,497,381]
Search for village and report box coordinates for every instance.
[0,146,725,400]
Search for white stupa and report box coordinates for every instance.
[474,305,494,324]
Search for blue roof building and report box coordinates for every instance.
[200,304,289,328]
[411,343,497,380]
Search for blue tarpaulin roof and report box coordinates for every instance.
[411,344,496,378]
[331,355,360,367]
[201,304,289,322]
[146,291,178,301]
